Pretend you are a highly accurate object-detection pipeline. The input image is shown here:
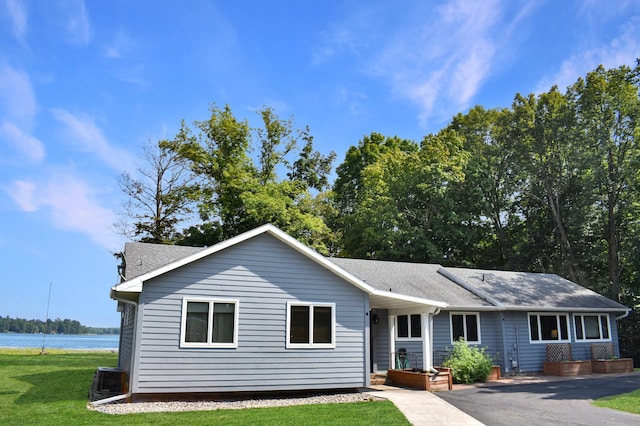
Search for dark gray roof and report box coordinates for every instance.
[330,258,493,309]
[123,242,205,280]
[442,267,628,311]
[120,241,628,312]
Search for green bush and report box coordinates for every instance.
[442,339,492,384]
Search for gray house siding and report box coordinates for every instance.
[500,311,624,373]
[432,311,503,370]
[117,303,135,373]
[131,234,368,394]
[370,309,389,372]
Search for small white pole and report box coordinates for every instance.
[41,282,52,354]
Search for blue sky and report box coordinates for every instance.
[1,0,638,328]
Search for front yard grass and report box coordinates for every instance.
[592,388,640,415]
[0,348,409,425]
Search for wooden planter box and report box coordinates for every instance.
[591,358,634,374]
[543,360,592,376]
[487,365,501,381]
[387,368,452,391]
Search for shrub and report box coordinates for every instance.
[443,338,492,384]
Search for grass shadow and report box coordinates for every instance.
[14,367,94,405]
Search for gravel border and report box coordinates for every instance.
[90,392,382,415]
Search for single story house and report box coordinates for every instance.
[109,224,629,399]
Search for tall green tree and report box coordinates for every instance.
[163,104,336,252]
[572,64,640,301]
[331,130,468,262]
[509,87,590,283]
[447,106,522,268]
[331,133,418,257]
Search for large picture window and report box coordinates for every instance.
[574,314,611,341]
[180,298,239,348]
[396,314,422,339]
[450,312,480,344]
[287,302,335,348]
[528,313,569,343]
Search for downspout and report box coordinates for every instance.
[90,297,138,406]
[616,310,630,320]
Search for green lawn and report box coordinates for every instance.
[593,370,640,415]
[0,349,409,425]
[593,388,640,414]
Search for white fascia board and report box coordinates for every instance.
[370,289,447,308]
[111,224,279,296]
[110,224,384,299]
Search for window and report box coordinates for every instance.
[396,314,422,339]
[287,302,335,348]
[528,313,569,343]
[574,314,611,341]
[180,298,239,348]
[450,312,480,344]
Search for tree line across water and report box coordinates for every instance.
[0,316,119,335]
[115,63,640,364]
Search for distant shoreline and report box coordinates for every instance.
[0,331,120,336]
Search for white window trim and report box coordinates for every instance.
[573,313,612,342]
[528,312,571,344]
[396,314,423,341]
[286,301,336,349]
[180,297,239,348]
[449,312,481,345]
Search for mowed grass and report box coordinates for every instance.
[592,368,640,415]
[0,348,409,425]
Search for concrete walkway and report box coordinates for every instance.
[364,385,483,426]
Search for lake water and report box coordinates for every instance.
[0,333,119,350]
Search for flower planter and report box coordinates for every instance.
[543,360,592,376]
[591,358,634,374]
[387,368,452,391]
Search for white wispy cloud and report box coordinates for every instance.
[5,0,27,44]
[0,120,45,163]
[373,0,502,124]
[314,0,528,126]
[535,16,640,93]
[0,64,37,127]
[5,172,121,251]
[50,108,135,172]
[52,0,91,47]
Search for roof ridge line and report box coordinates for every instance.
[437,267,504,308]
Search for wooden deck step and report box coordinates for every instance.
[370,373,388,385]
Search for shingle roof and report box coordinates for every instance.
[122,242,204,280]
[118,236,628,313]
[330,258,493,309]
[113,225,447,310]
[441,267,628,311]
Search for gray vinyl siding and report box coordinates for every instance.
[432,311,501,367]
[132,234,368,394]
[118,303,135,373]
[371,309,389,372]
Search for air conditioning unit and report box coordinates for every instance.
[90,367,127,401]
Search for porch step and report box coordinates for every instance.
[370,373,388,385]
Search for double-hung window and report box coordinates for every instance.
[287,302,335,348]
[396,314,422,340]
[528,313,570,343]
[574,313,611,341]
[450,312,480,344]
[180,298,239,348]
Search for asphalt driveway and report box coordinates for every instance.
[437,373,640,426]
